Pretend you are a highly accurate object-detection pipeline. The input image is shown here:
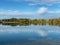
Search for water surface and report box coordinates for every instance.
[0,25,60,45]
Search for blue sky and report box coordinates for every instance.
[0,0,60,19]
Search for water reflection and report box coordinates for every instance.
[1,23,60,27]
[0,25,60,45]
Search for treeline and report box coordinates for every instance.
[0,18,60,26]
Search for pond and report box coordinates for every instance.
[0,25,60,45]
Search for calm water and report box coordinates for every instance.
[0,25,60,45]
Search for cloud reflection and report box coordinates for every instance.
[0,25,60,36]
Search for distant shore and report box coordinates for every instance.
[0,18,60,26]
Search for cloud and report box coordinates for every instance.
[0,10,35,15]
[36,7,60,14]
[48,10,60,14]
[7,0,60,6]
[26,0,60,6]
[0,7,48,15]
[28,3,37,6]
[37,7,47,14]
[0,7,60,19]
[0,10,21,15]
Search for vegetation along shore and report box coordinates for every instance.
[0,18,60,26]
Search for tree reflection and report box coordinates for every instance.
[0,18,60,26]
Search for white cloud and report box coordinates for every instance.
[48,11,60,14]
[36,7,60,15]
[28,3,37,6]
[37,7,47,14]
[0,10,35,15]
[0,7,48,15]
[0,7,60,16]
[0,10,21,15]
[7,0,60,6]
[26,0,60,6]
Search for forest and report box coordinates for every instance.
[0,18,60,26]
